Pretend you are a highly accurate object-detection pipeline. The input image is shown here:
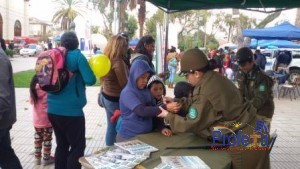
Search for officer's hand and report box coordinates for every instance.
[158,106,168,118]
[166,102,181,113]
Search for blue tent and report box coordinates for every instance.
[243,22,300,40]
[249,39,300,49]
[54,35,61,41]
[129,38,139,46]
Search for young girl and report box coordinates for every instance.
[116,60,179,142]
[147,75,172,136]
[29,75,54,166]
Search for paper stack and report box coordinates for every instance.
[85,139,158,169]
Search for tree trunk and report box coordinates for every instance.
[296,8,300,26]
[138,0,146,38]
[232,9,243,48]
[119,1,128,32]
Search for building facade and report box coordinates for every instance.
[0,0,30,41]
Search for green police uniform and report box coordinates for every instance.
[236,47,274,126]
[165,48,270,169]
[237,65,274,118]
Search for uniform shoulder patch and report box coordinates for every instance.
[188,106,198,120]
[259,84,266,92]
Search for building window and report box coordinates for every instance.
[14,20,22,36]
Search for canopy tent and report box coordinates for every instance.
[146,0,300,13]
[249,39,300,49]
[145,0,300,71]
[54,35,61,41]
[129,38,139,46]
[243,22,300,40]
[218,43,237,50]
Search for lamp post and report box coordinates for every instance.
[196,16,203,48]
[87,0,94,56]
[182,31,187,50]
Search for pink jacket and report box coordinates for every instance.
[30,84,52,128]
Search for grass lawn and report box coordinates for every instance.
[13,70,101,88]
[13,70,35,88]
[13,70,185,88]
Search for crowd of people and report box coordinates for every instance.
[0,33,275,169]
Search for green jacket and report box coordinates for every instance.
[165,71,256,139]
[236,65,274,118]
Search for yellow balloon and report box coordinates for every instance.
[90,54,111,77]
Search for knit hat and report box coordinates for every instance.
[179,48,208,75]
[174,81,193,98]
[236,47,254,65]
[147,75,166,95]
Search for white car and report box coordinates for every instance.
[262,48,300,81]
[20,44,42,57]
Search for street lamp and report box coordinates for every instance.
[196,16,203,48]
[87,1,94,56]
[182,31,187,50]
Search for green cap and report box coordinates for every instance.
[236,47,254,65]
[179,48,208,75]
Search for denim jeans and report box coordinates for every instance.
[168,65,177,84]
[99,93,119,146]
[0,126,22,169]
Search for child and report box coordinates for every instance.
[173,81,194,117]
[116,60,175,142]
[29,75,54,166]
[147,75,172,137]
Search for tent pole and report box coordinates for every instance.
[164,0,170,72]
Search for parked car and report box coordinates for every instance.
[19,44,42,57]
[262,48,300,81]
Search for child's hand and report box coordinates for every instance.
[166,102,181,113]
[161,128,172,137]
[158,106,168,118]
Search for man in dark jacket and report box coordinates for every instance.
[254,49,266,70]
[0,40,22,168]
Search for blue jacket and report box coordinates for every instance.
[48,49,96,116]
[118,60,156,139]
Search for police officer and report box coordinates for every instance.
[158,48,269,169]
[236,47,274,127]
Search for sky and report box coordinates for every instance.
[29,0,296,25]
[28,0,297,42]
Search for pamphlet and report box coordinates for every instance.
[85,147,147,169]
[154,156,210,169]
[85,139,158,169]
[114,139,159,157]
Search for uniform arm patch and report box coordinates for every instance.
[259,84,266,92]
[188,106,198,120]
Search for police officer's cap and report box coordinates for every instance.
[236,47,254,65]
[179,48,208,75]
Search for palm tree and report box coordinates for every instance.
[52,0,85,31]
[118,0,145,37]
[137,0,146,37]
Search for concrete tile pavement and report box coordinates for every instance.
[9,86,300,169]
[8,57,300,168]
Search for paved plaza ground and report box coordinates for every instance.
[8,57,300,168]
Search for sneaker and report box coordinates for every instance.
[42,156,55,166]
[34,158,41,165]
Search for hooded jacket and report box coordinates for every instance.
[118,60,159,139]
[0,48,17,129]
